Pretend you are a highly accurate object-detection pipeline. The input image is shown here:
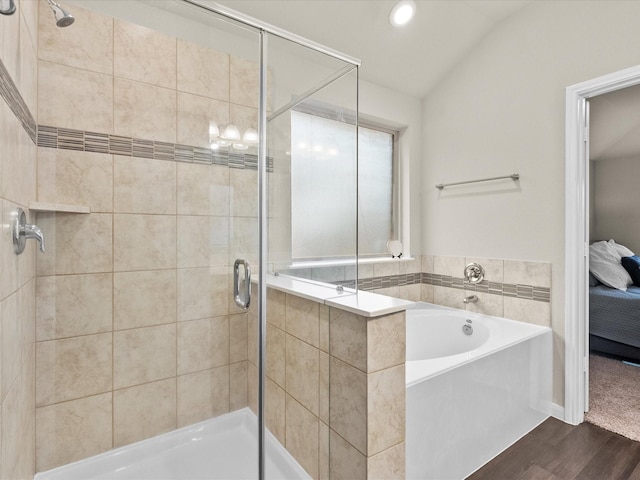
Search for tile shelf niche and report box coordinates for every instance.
[29,202,90,214]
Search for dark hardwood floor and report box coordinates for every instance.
[468,417,640,480]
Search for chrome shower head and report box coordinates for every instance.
[46,0,74,27]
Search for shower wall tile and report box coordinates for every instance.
[367,442,405,480]
[367,312,405,374]
[37,148,113,213]
[177,267,229,321]
[286,334,319,416]
[504,260,552,288]
[286,394,319,480]
[433,255,465,278]
[367,365,405,456]
[113,270,176,330]
[36,213,113,276]
[113,378,177,448]
[247,362,257,414]
[36,273,112,341]
[229,216,259,268]
[0,0,19,81]
[421,284,434,303]
[329,429,366,480]
[330,309,367,373]
[329,357,367,455]
[433,285,464,309]
[464,289,504,317]
[266,377,286,445]
[177,92,229,149]
[36,333,112,406]
[177,316,229,374]
[35,393,112,472]
[229,103,259,138]
[286,293,320,348]
[1,291,19,401]
[319,305,329,353]
[319,422,329,480]
[230,168,258,217]
[19,11,38,122]
[177,366,229,427]
[177,215,229,268]
[230,57,259,108]
[466,257,504,283]
[0,202,19,299]
[113,214,176,271]
[38,3,113,75]
[113,324,176,389]
[229,361,248,411]
[267,288,286,330]
[373,261,399,278]
[229,313,248,363]
[319,351,329,424]
[177,162,230,216]
[177,39,229,101]
[266,324,285,387]
[398,284,421,302]
[114,20,176,89]
[114,156,176,214]
[114,78,176,143]
[38,60,113,133]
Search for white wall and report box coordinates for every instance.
[592,156,640,253]
[422,0,640,406]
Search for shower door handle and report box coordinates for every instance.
[233,259,251,310]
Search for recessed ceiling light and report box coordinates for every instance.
[389,0,416,27]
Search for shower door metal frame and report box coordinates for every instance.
[178,2,361,479]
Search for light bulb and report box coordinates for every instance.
[389,0,415,27]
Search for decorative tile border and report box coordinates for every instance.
[342,273,551,303]
[0,59,37,143]
[37,125,268,170]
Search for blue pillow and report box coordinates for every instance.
[621,256,640,286]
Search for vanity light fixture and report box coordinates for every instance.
[389,0,416,27]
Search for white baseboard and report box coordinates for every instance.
[551,402,565,422]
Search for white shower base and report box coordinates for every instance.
[34,408,311,480]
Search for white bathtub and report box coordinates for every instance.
[406,302,552,480]
[34,408,310,480]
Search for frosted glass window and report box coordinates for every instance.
[291,110,394,260]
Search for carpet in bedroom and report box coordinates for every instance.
[586,353,640,442]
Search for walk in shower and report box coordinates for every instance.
[8,0,359,478]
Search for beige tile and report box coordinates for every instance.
[177,215,229,268]
[266,324,285,387]
[37,148,113,213]
[504,260,552,288]
[434,255,465,277]
[114,157,176,214]
[113,378,176,447]
[330,357,367,455]
[38,60,113,132]
[229,103,259,142]
[36,213,113,276]
[230,313,248,363]
[329,308,367,372]
[35,393,112,472]
[229,216,258,267]
[329,430,366,480]
[229,361,248,411]
[319,304,329,353]
[230,169,258,218]
[399,258,421,275]
[0,201,19,299]
[374,286,400,298]
[177,92,229,149]
[267,288,286,329]
[319,421,329,480]
[265,377,285,446]
[177,39,229,101]
[36,333,112,406]
[19,11,38,116]
[114,214,176,271]
[177,316,229,374]
[504,297,551,327]
[368,365,405,455]
[248,309,258,367]
[114,324,176,389]
[286,394,318,480]
[230,56,259,108]
[38,3,113,74]
[398,284,422,302]
[367,443,405,480]
[433,285,464,309]
[285,294,320,347]
[2,291,20,400]
[367,312,405,373]
[464,290,504,316]
[465,257,503,283]
[36,273,112,341]
[286,334,319,415]
[422,255,434,274]
[247,362,257,414]
[177,366,229,427]
[177,267,229,321]
[319,351,329,424]
[114,78,176,143]
[3,346,35,480]
[373,261,399,278]
[177,162,229,216]
[114,270,176,330]
[114,19,176,89]
[421,284,434,303]
[19,280,36,368]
